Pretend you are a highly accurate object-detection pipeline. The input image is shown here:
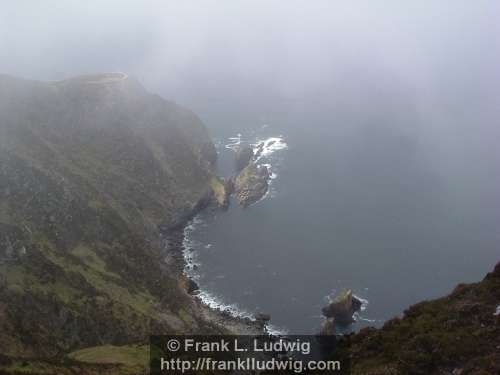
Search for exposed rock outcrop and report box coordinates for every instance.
[322,289,362,325]
[210,177,232,210]
[255,313,271,329]
[234,163,270,207]
[234,144,254,172]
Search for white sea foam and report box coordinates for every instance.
[260,163,277,179]
[266,324,288,336]
[354,295,369,312]
[179,129,289,333]
[223,132,287,206]
[182,215,286,335]
[252,136,288,162]
[355,315,381,324]
[195,289,254,319]
[225,133,242,150]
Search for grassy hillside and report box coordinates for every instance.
[347,262,500,374]
[0,73,222,361]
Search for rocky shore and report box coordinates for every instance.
[162,219,269,336]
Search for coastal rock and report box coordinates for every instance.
[235,145,254,172]
[322,289,362,325]
[254,142,265,159]
[210,177,232,209]
[186,278,199,294]
[255,313,271,328]
[319,317,336,336]
[255,313,271,322]
[234,163,270,207]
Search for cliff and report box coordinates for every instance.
[0,73,222,361]
[346,262,500,374]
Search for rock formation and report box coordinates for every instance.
[234,163,270,207]
[210,177,233,210]
[322,289,362,325]
[234,144,254,172]
[255,313,271,329]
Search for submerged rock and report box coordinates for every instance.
[322,289,362,325]
[235,145,254,172]
[234,163,270,207]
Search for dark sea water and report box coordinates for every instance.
[183,101,500,334]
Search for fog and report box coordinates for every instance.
[1,0,499,297]
[2,1,498,201]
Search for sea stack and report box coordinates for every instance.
[322,289,362,325]
[234,163,270,207]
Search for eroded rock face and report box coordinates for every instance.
[235,145,254,172]
[234,163,270,207]
[322,289,362,326]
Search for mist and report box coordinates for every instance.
[1,1,499,315]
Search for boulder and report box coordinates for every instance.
[322,289,362,325]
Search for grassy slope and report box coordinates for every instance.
[347,262,500,375]
[0,74,223,367]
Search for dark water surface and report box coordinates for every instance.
[184,105,500,334]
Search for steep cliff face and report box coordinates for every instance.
[0,73,220,358]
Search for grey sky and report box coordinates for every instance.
[1,1,499,259]
[1,1,499,175]
[1,1,499,96]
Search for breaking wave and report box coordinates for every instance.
[182,215,287,335]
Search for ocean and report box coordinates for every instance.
[182,105,500,334]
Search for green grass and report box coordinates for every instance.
[70,244,119,280]
[43,246,155,316]
[210,176,227,206]
[69,344,149,367]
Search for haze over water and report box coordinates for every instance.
[185,102,500,333]
[2,0,499,334]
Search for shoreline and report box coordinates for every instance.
[162,201,270,336]
[171,133,290,335]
